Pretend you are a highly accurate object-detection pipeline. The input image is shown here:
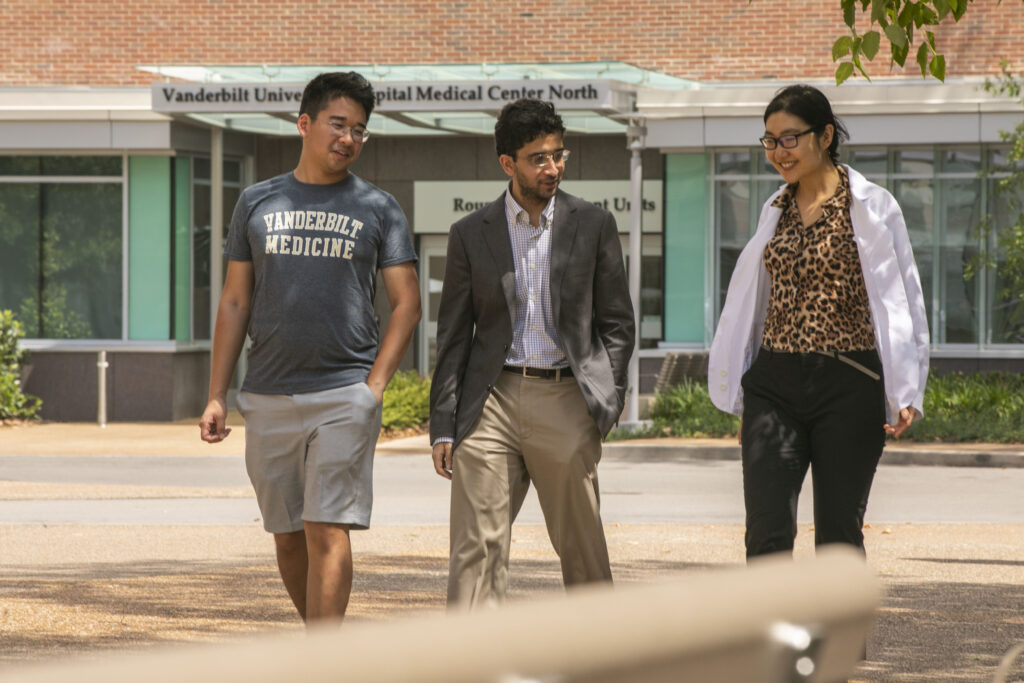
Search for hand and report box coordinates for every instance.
[884,407,915,439]
[366,379,386,406]
[199,398,231,443]
[432,442,453,480]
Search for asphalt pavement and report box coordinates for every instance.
[1,449,1023,525]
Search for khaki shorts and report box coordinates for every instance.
[236,382,382,534]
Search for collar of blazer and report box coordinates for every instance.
[478,188,582,326]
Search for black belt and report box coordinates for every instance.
[503,365,573,380]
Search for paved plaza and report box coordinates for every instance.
[0,421,1022,681]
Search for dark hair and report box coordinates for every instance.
[494,99,566,157]
[763,84,848,165]
[299,72,375,122]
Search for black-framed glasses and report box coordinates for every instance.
[326,121,370,143]
[759,127,818,150]
[520,149,571,168]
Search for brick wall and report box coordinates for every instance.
[1,0,1023,87]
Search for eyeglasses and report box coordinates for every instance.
[520,149,571,168]
[759,127,818,150]
[326,121,370,143]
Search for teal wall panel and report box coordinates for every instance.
[663,154,708,343]
[128,156,172,340]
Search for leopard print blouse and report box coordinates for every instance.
[761,166,876,353]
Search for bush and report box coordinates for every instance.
[0,309,42,421]
[381,370,430,431]
[910,371,1024,443]
[617,378,740,439]
[612,370,1024,443]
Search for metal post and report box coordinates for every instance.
[626,121,646,427]
[97,351,108,428]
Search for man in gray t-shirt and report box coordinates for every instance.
[200,72,420,624]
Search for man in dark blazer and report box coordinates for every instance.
[429,98,635,609]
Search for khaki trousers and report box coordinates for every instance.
[448,370,612,609]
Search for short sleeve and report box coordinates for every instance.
[377,194,417,268]
[223,191,253,262]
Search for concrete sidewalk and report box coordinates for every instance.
[1,421,1023,681]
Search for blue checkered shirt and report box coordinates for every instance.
[503,189,567,369]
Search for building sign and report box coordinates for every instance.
[152,80,623,113]
[413,180,662,234]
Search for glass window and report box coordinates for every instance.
[846,148,887,180]
[715,151,750,176]
[713,149,779,319]
[0,182,122,338]
[621,235,663,350]
[709,142,1022,352]
[894,148,934,175]
[192,157,244,340]
[937,148,982,343]
[0,156,122,176]
[987,149,1024,344]
[892,150,937,338]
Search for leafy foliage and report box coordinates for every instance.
[381,370,430,431]
[831,0,976,84]
[610,379,740,440]
[0,309,42,420]
[17,284,93,339]
[913,371,1024,442]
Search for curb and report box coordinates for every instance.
[379,439,1024,468]
[600,442,1024,468]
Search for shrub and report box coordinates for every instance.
[910,371,1024,443]
[0,310,42,421]
[645,378,740,438]
[381,369,430,431]
[612,370,1024,443]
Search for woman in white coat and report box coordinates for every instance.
[708,85,929,559]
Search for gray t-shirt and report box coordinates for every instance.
[224,172,416,395]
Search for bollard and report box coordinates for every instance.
[97,351,108,428]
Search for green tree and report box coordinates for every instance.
[828,0,1022,85]
[824,3,1024,345]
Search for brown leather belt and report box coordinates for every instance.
[760,345,880,381]
[503,365,574,380]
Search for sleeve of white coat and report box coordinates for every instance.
[885,195,930,418]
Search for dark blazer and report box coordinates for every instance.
[429,189,635,448]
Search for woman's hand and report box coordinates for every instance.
[884,407,915,439]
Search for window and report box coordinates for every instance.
[712,149,779,319]
[711,144,1014,351]
[620,234,663,349]
[987,148,1024,344]
[0,156,123,338]
[191,157,243,340]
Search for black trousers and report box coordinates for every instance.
[740,347,886,559]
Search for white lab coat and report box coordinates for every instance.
[708,164,930,423]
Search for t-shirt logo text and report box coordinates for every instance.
[261,210,365,260]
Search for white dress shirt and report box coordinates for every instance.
[503,189,567,369]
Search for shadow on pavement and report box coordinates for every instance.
[857,580,1024,682]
